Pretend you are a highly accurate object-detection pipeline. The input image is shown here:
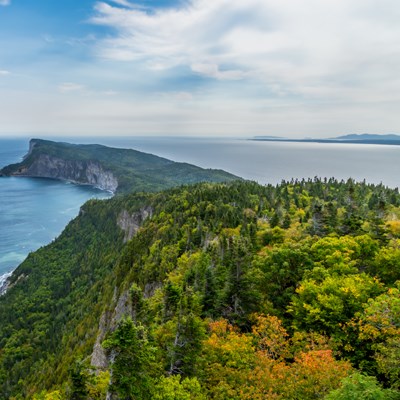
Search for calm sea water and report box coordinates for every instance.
[0,139,111,284]
[61,136,400,187]
[2,136,400,283]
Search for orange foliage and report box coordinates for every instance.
[251,314,290,359]
[201,317,352,400]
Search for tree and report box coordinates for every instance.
[199,319,255,399]
[289,273,383,337]
[324,373,399,400]
[372,241,400,284]
[103,318,155,400]
[152,375,206,400]
[69,359,89,400]
[358,286,400,388]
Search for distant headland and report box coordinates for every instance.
[0,139,240,194]
[252,133,400,145]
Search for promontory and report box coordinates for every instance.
[0,138,240,193]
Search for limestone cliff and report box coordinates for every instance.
[117,206,153,242]
[0,138,240,194]
[10,153,118,192]
[91,207,154,369]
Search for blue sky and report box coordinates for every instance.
[1,0,400,137]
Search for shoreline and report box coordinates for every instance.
[0,177,113,296]
[0,271,12,296]
[0,174,117,195]
[250,138,400,146]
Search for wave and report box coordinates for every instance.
[0,271,12,295]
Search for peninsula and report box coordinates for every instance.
[0,139,240,193]
[252,133,400,145]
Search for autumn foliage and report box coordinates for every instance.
[201,316,351,399]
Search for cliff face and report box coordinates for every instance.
[11,154,118,192]
[0,138,240,194]
[117,206,153,242]
[92,207,154,370]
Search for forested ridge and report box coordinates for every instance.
[2,178,400,399]
[0,139,238,193]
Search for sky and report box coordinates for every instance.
[0,0,400,138]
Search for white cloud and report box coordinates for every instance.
[3,0,400,138]
[191,63,246,80]
[91,0,400,102]
[58,82,85,93]
[0,0,10,6]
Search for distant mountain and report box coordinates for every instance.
[0,139,240,193]
[251,133,400,146]
[333,134,400,141]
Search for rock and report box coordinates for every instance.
[117,206,153,242]
[11,154,118,192]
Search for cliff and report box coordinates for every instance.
[0,138,240,193]
[7,153,118,192]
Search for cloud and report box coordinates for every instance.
[0,70,10,76]
[191,63,246,80]
[90,0,400,102]
[58,82,85,93]
[0,0,10,6]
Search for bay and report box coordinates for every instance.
[0,138,111,283]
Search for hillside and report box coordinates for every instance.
[0,139,240,193]
[2,179,400,398]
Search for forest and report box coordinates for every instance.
[1,178,400,399]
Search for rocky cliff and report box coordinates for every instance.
[0,138,240,194]
[117,206,153,242]
[10,153,119,192]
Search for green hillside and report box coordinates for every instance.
[2,179,400,399]
[0,139,240,193]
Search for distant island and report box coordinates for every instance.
[252,133,400,145]
[0,139,240,193]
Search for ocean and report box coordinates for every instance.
[2,136,400,283]
[0,139,111,286]
[59,136,400,187]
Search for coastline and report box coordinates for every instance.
[250,138,400,146]
[0,271,12,296]
[0,174,117,195]
[0,177,113,296]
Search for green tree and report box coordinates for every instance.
[152,375,206,400]
[103,318,155,400]
[324,373,400,400]
[69,359,89,400]
[359,286,400,387]
[289,273,383,337]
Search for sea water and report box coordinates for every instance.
[0,138,111,285]
[64,136,400,187]
[2,136,400,283]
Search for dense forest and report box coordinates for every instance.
[2,178,400,399]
